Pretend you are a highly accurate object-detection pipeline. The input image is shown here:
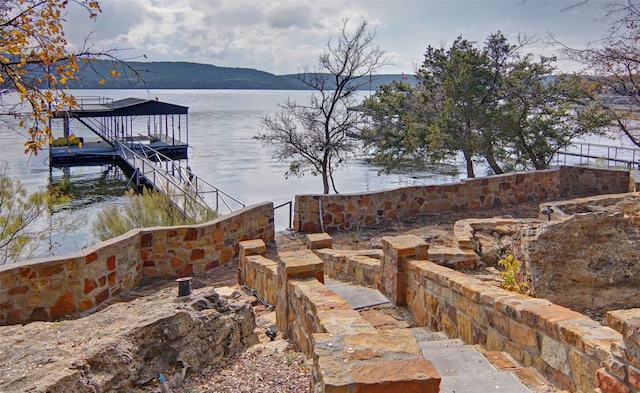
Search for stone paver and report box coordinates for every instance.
[324,277,533,392]
[324,278,390,309]
[418,338,531,393]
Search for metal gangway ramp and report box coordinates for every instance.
[116,142,245,221]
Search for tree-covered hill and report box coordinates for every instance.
[66,60,414,90]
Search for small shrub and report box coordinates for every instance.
[0,162,80,264]
[497,250,534,296]
[91,188,215,241]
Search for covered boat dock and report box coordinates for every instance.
[47,96,245,220]
[49,96,189,165]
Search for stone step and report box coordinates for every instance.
[417,338,531,393]
[410,327,450,343]
[324,278,389,310]
[428,246,480,268]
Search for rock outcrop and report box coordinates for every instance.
[0,286,257,392]
[522,211,640,312]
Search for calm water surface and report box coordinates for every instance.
[0,89,465,258]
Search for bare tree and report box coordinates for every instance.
[256,20,388,194]
[558,0,640,148]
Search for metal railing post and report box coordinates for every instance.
[274,201,293,230]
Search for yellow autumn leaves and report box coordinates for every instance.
[1,0,119,154]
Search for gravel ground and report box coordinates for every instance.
[172,346,311,393]
[171,305,312,393]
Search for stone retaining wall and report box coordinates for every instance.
[405,259,639,393]
[0,202,274,326]
[314,249,382,287]
[294,166,632,233]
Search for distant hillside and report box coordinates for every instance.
[66,61,415,90]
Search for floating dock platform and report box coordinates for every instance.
[49,136,188,166]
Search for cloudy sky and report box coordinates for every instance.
[64,0,614,75]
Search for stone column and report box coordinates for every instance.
[379,235,429,306]
[275,249,324,334]
[238,239,267,285]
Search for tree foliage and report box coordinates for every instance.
[91,188,214,242]
[0,0,134,154]
[0,162,74,265]
[363,32,608,178]
[358,80,439,173]
[559,0,640,148]
[256,20,388,194]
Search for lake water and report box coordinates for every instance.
[0,89,467,258]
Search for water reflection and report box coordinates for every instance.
[1,89,467,258]
[49,164,130,211]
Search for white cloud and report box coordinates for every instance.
[61,0,613,74]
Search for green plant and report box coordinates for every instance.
[91,187,216,241]
[0,162,80,264]
[497,250,534,296]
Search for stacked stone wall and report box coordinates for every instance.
[0,202,274,325]
[313,249,382,286]
[294,166,632,233]
[405,259,639,393]
[283,272,439,391]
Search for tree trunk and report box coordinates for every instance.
[463,149,475,178]
[321,160,330,194]
[484,151,504,175]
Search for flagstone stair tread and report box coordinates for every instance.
[417,337,531,393]
[324,278,390,309]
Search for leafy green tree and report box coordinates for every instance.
[360,81,445,173]
[497,64,610,171]
[423,36,496,178]
[363,32,607,177]
[91,188,215,241]
[256,20,388,194]
[0,163,73,265]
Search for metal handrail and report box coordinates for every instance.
[132,142,246,212]
[116,142,245,220]
[116,143,209,220]
[274,201,293,230]
[555,142,640,169]
[72,96,113,108]
[74,117,114,144]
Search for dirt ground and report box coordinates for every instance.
[271,199,543,254]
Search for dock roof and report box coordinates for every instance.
[53,97,188,118]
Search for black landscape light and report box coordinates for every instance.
[541,205,554,221]
[266,325,278,341]
[176,277,193,296]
